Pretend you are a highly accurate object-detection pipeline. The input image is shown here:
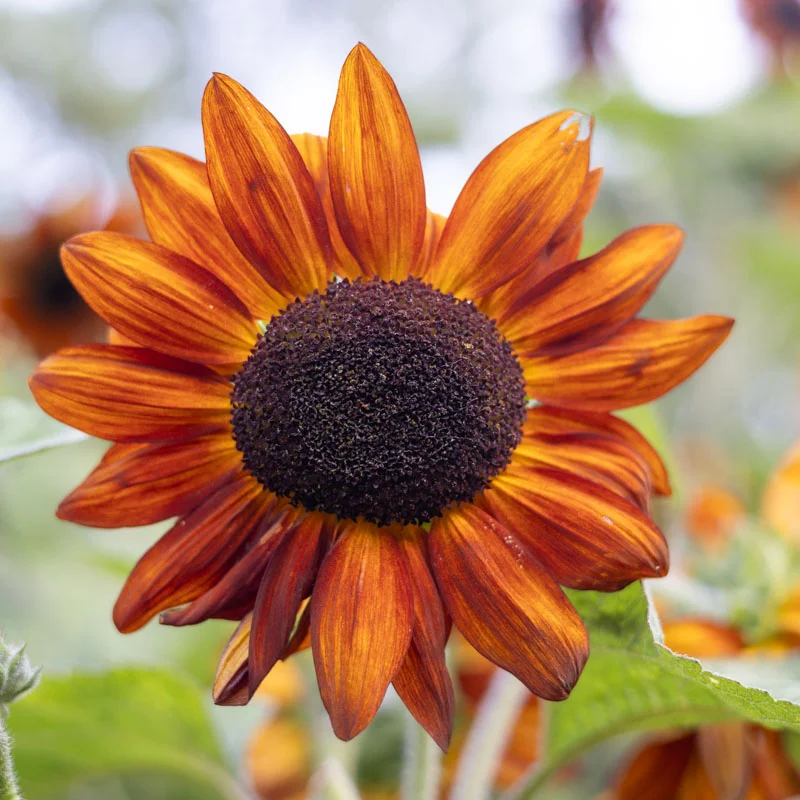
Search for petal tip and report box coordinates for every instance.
[560,110,593,143]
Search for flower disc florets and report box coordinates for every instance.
[231,277,526,525]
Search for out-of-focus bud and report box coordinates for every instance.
[740,0,800,79]
[0,636,41,714]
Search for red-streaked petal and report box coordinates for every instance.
[426,111,592,299]
[417,210,447,274]
[328,44,426,281]
[615,736,696,800]
[482,465,669,591]
[61,232,257,364]
[202,74,330,300]
[160,504,299,627]
[249,514,328,694]
[476,167,602,325]
[392,528,455,751]
[523,405,671,495]
[113,475,267,632]
[311,520,414,740]
[429,504,588,700]
[514,431,652,512]
[129,146,285,320]
[525,316,734,411]
[547,167,603,254]
[504,225,684,354]
[213,613,253,706]
[291,133,362,281]
[29,345,231,442]
[57,435,242,528]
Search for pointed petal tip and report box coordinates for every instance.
[559,110,594,143]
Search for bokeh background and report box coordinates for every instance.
[2,0,800,797]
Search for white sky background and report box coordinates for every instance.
[0,0,776,222]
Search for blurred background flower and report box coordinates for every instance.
[2,0,800,798]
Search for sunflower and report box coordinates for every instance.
[614,619,800,799]
[29,44,733,748]
[0,196,140,357]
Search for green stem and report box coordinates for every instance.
[0,430,88,464]
[401,713,441,800]
[0,716,22,800]
[449,670,529,800]
[310,758,361,800]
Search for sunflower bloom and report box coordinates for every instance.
[29,44,732,748]
[1,196,140,357]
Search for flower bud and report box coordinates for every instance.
[0,636,41,714]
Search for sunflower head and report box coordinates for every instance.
[29,43,733,748]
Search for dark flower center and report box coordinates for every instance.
[231,277,526,526]
[28,249,84,316]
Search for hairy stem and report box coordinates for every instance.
[0,716,22,800]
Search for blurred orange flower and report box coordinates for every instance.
[30,43,731,747]
[762,439,800,542]
[684,485,746,549]
[614,619,800,799]
[0,197,140,357]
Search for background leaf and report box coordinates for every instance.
[7,667,246,800]
[511,582,800,798]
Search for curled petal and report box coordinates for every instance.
[249,514,328,694]
[213,613,253,706]
[113,476,267,632]
[58,435,242,528]
[506,225,684,354]
[311,521,414,740]
[129,146,285,319]
[328,44,427,281]
[202,73,330,299]
[523,405,671,496]
[426,110,592,298]
[29,345,231,442]
[482,466,669,591]
[525,316,734,411]
[392,528,455,750]
[62,233,257,364]
[429,504,589,700]
[160,504,299,627]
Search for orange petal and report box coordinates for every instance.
[129,146,285,320]
[417,210,447,274]
[392,528,455,751]
[504,225,684,354]
[113,475,267,632]
[61,232,257,364]
[311,520,414,740]
[482,465,668,591]
[524,316,734,411]
[428,504,589,700]
[249,514,328,694]
[291,133,362,281]
[523,405,671,495]
[328,44,427,281]
[202,74,330,300]
[161,504,299,627]
[615,736,695,800]
[762,439,800,542]
[57,435,242,528]
[213,613,253,706]
[662,620,743,658]
[547,167,603,255]
[426,110,592,299]
[476,167,602,325]
[29,345,232,442]
[685,485,746,548]
[696,724,751,800]
[515,429,653,512]
[282,601,312,659]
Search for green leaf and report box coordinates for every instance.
[7,667,246,800]
[510,582,800,798]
